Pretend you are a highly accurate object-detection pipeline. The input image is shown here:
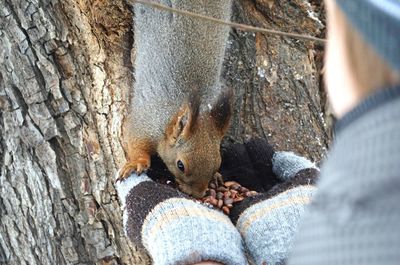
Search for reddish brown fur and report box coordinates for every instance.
[118,91,232,198]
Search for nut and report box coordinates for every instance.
[209,189,216,198]
[224,197,233,206]
[230,190,238,197]
[217,186,227,192]
[217,199,223,208]
[155,171,257,215]
[199,172,258,215]
[224,181,239,187]
[222,206,230,215]
[233,197,244,203]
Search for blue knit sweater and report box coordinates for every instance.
[289,85,400,264]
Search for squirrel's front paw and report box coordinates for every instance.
[116,158,151,183]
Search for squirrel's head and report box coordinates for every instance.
[158,91,232,198]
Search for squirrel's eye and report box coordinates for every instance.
[177,160,185,173]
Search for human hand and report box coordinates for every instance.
[220,138,319,192]
[115,172,247,265]
[221,138,319,265]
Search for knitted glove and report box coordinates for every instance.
[227,143,319,265]
[115,172,247,265]
[220,138,278,192]
[220,138,318,192]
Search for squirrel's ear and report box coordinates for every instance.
[165,95,200,144]
[210,89,233,136]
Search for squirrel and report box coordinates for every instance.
[117,0,233,198]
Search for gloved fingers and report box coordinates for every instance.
[272,151,319,181]
[228,169,318,265]
[244,138,280,191]
[220,142,261,191]
[115,170,247,265]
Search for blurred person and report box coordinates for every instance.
[288,0,400,264]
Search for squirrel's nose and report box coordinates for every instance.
[191,182,209,198]
[191,188,206,199]
[179,183,207,198]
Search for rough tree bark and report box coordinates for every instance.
[224,0,331,161]
[0,0,330,264]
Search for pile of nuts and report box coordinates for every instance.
[156,172,258,215]
[199,173,258,215]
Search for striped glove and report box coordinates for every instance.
[115,173,247,265]
[220,138,279,192]
[222,138,319,265]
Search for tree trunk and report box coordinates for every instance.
[224,0,331,161]
[0,0,330,264]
